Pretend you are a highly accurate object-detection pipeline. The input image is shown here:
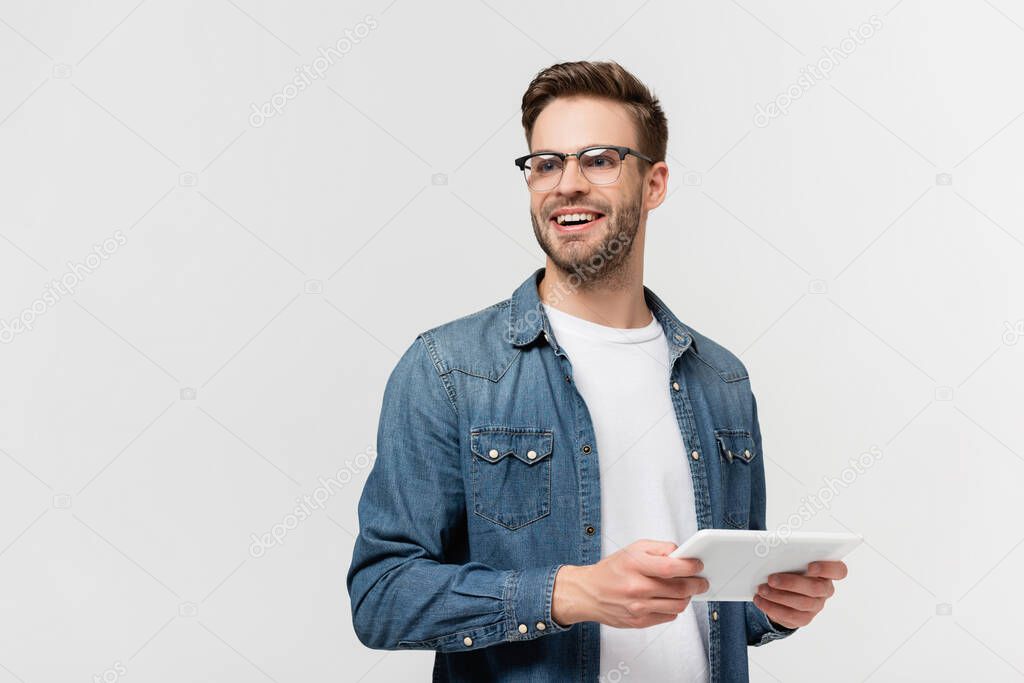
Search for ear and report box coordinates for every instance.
[643,161,670,212]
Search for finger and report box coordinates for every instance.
[635,611,679,628]
[756,582,824,612]
[626,574,702,601]
[636,553,704,580]
[633,574,701,599]
[753,594,808,628]
[766,572,834,598]
[647,575,711,599]
[805,560,848,580]
[644,596,693,616]
[618,540,683,573]
[633,539,680,556]
[614,544,671,577]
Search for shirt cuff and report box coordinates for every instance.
[504,564,572,641]
[768,617,798,634]
[748,601,799,646]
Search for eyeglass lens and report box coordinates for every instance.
[523,148,622,189]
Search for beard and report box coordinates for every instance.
[530,185,642,288]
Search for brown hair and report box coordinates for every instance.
[520,60,668,163]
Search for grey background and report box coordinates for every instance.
[1,0,1022,681]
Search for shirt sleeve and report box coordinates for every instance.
[744,388,800,646]
[346,334,571,652]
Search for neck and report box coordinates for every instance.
[538,261,651,329]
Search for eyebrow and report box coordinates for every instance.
[529,143,617,154]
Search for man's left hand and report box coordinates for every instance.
[752,560,848,629]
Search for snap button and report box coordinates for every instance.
[585,525,595,535]
[463,636,473,646]
[536,622,546,631]
[711,610,718,621]
[518,623,528,633]
[743,449,751,460]
[527,450,537,460]
[582,444,591,454]
[691,450,700,460]
[672,381,680,391]
[489,449,499,459]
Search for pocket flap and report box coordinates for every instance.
[714,430,756,463]
[471,428,554,465]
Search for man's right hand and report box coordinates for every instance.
[551,539,710,628]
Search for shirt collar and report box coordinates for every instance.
[507,267,697,356]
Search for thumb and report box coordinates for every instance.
[626,536,684,557]
[634,539,679,556]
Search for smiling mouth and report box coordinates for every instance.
[550,212,606,232]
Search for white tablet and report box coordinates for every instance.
[668,529,863,601]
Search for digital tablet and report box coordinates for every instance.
[667,529,863,601]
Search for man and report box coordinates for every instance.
[347,60,848,682]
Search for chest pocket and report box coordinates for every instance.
[470,427,554,530]
[715,429,757,529]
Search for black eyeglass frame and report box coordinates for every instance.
[513,145,656,190]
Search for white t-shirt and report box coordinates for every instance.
[542,302,709,683]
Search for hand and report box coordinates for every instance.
[752,560,848,629]
[552,539,710,629]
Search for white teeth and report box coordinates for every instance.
[555,212,597,225]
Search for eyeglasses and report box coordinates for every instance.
[514,145,655,192]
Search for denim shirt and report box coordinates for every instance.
[347,267,797,682]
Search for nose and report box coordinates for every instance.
[554,156,590,196]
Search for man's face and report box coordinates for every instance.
[527,96,648,282]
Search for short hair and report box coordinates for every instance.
[520,60,668,163]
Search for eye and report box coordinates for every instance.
[531,155,561,174]
[582,149,619,170]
